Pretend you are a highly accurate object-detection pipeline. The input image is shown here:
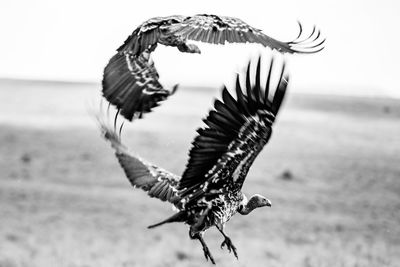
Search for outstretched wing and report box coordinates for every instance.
[97,111,180,203]
[167,14,324,54]
[118,15,185,55]
[104,16,184,121]
[178,56,288,200]
[102,52,178,121]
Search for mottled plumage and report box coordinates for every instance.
[102,14,322,121]
[167,14,324,53]
[98,112,180,202]
[98,56,288,264]
[102,53,178,120]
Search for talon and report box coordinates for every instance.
[194,232,215,264]
[220,237,238,258]
[221,240,226,250]
[233,247,238,259]
[202,245,215,264]
[203,252,208,261]
[203,249,215,264]
[210,256,215,265]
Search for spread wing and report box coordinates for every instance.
[167,14,324,54]
[102,52,178,121]
[117,15,185,55]
[177,56,288,201]
[97,111,180,203]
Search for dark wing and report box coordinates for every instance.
[178,56,288,199]
[102,52,178,121]
[97,111,180,204]
[104,16,184,120]
[118,15,185,55]
[167,14,324,54]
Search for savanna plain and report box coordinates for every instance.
[0,80,399,267]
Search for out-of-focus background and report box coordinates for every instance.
[0,1,399,267]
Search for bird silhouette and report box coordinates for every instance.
[98,55,288,264]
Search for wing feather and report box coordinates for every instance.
[178,56,289,194]
[97,112,180,204]
[221,87,241,115]
[167,14,325,54]
[102,52,178,121]
[235,75,251,116]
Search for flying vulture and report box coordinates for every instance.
[98,55,289,263]
[102,14,322,120]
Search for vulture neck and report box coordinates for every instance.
[238,194,262,215]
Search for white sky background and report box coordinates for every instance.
[0,0,399,97]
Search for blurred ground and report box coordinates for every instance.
[0,80,399,267]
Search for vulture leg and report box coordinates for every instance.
[190,231,215,264]
[217,224,238,259]
[177,42,201,54]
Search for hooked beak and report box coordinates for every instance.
[265,199,272,207]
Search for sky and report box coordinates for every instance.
[1,0,399,97]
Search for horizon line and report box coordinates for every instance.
[1,77,399,100]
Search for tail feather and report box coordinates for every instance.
[148,211,187,229]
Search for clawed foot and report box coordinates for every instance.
[202,245,216,264]
[220,237,238,259]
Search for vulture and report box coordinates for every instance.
[98,55,289,264]
[102,14,323,120]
